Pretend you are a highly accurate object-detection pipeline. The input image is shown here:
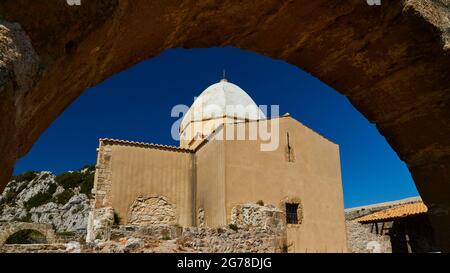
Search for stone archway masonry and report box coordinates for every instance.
[0,222,56,246]
[0,1,449,250]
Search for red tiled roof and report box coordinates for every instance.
[99,138,193,153]
[354,202,428,223]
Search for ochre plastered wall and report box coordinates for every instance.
[218,117,347,252]
[195,134,227,227]
[94,140,194,227]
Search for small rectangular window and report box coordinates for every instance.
[286,132,295,162]
[286,203,299,224]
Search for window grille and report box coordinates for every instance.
[286,203,299,224]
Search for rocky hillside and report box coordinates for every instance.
[0,167,94,235]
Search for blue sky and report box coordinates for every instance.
[13,47,419,208]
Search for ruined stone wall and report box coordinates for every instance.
[86,206,114,243]
[127,195,176,226]
[231,203,285,230]
[90,202,287,253]
[102,204,286,253]
[346,220,391,253]
[92,141,113,209]
[172,203,286,253]
[179,226,285,253]
[0,222,57,246]
[0,243,79,253]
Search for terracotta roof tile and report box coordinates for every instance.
[99,138,194,153]
[354,202,428,223]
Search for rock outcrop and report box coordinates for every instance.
[0,167,94,234]
[0,0,449,250]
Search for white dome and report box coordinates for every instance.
[181,79,266,131]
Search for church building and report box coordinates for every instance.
[87,78,347,252]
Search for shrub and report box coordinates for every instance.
[79,165,96,172]
[40,173,50,180]
[3,189,16,204]
[54,189,74,205]
[56,172,84,189]
[3,180,31,204]
[6,180,18,189]
[19,212,32,223]
[24,184,57,210]
[13,172,37,183]
[80,173,94,196]
[256,200,265,206]
[15,182,29,194]
[228,224,239,231]
[56,170,95,195]
[162,235,172,240]
[24,192,52,210]
[48,183,57,194]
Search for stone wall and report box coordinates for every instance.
[92,143,113,209]
[0,243,80,253]
[127,195,176,226]
[346,220,391,253]
[111,225,183,241]
[135,203,286,252]
[0,222,56,246]
[91,224,286,253]
[86,202,287,253]
[231,203,285,230]
[86,207,114,242]
[180,226,285,253]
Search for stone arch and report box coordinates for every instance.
[127,195,177,226]
[0,1,449,250]
[0,223,56,246]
